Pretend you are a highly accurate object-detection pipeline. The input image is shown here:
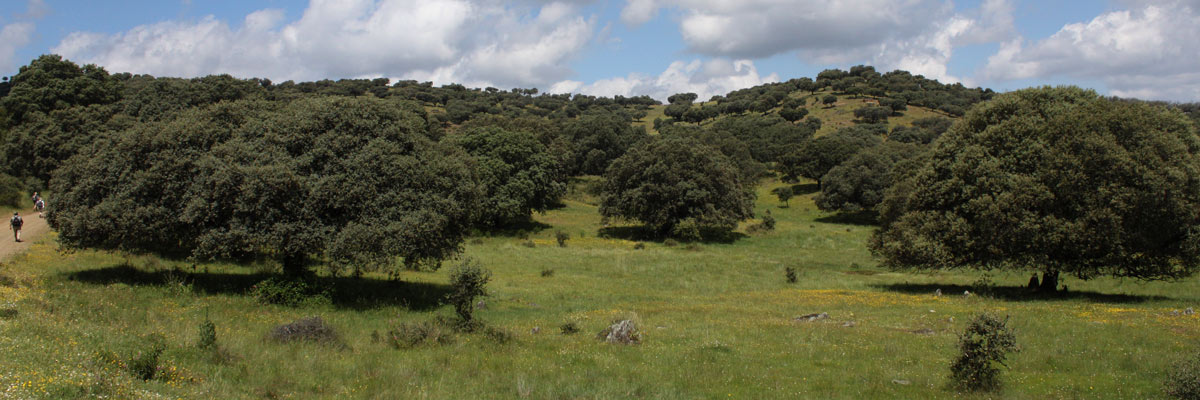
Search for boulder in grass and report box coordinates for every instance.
[268,316,343,347]
[794,312,829,322]
[597,320,641,344]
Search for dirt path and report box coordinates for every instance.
[0,209,50,260]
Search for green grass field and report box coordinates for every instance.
[1,179,1198,398]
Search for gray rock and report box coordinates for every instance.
[842,321,856,327]
[597,320,641,344]
[795,312,829,322]
[1171,310,1182,316]
[1186,307,1195,316]
[475,300,487,310]
[934,289,942,297]
[531,326,540,334]
[892,379,911,385]
[963,290,972,298]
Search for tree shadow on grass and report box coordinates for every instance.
[65,264,451,311]
[597,225,747,244]
[471,218,552,238]
[815,210,879,226]
[872,282,1172,304]
[785,183,820,196]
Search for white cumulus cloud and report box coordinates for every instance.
[550,58,778,101]
[623,0,1016,85]
[983,1,1200,101]
[52,0,595,90]
[0,22,35,73]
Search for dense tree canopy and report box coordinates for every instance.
[600,136,755,237]
[872,87,1200,286]
[815,141,925,212]
[451,126,566,227]
[778,125,883,186]
[49,97,482,274]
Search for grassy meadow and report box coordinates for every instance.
[1,179,1198,399]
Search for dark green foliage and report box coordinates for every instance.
[0,174,24,208]
[540,268,555,277]
[707,114,814,163]
[250,277,331,307]
[1165,351,1200,400]
[48,97,482,275]
[822,95,838,106]
[775,186,793,207]
[563,112,648,175]
[452,126,566,227]
[778,125,883,186]
[555,230,569,247]
[560,322,580,334]
[878,98,908,113]
[888,125,938,145]
[387,319,456,349]
[778,107,809,122]
[785,267,797,283]
[197,318,217,350]
[950,314,1017,392]
[268,316,343,346]
[1,55,122,126]
[761,210,776,230]
[854,106,892,123]
[446,258,491,324]
[873,87,1200,281]
[600,136,756,237]
[911,116,954,136]
[815,142,925,212]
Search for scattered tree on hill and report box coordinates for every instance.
[779,107,809,123]
[600,136,755,237]
[872,87,1200,290]
[854,106,892,124]
[822,95,838,107]
[775,186,794,208]
[562,111,648,175]
[49,97,483,275]
[815,141,925,212]
[778,125,883,187]
[451,126,567,227]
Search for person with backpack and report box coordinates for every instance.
[9,212,21,242]
[35,198,45,216]
[31,192,39,209]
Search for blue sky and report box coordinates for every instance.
[2,0,1198,102]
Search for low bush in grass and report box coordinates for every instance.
[1165,351,1200,400]
[387,318,457,349]
[250,277,331,307]
[268,316,343,347]
[950,314,1017,392]
[446,258,491,326]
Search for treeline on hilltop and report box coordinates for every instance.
[5,54,1198,281]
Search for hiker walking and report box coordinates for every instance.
[31,192,39,210]
[35,198,45,216]
[9,212,21,242]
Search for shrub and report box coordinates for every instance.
[0,174,24,208]
[482,326,514,344]
[560,322,580,335]
[197,318,217,350]
[250,277,331,307]
[950,314,1017,392]
[268,316,342,346]
[633,242,645,250]
[786,267,797,284]
[521,240,536,248]
[555,230,570,247]
[664,239,679,247]
[671,218,703,242]
[387,319,456,349]
[1165,351,1200,400]
[761,210,776,230]
[540,268,555,277]
[446,258,491,325]
[128,334,167,380]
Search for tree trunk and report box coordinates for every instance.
[281,253,307,277]
[1039,270,1059,293]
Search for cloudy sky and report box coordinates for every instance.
[2,0,1198,102]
